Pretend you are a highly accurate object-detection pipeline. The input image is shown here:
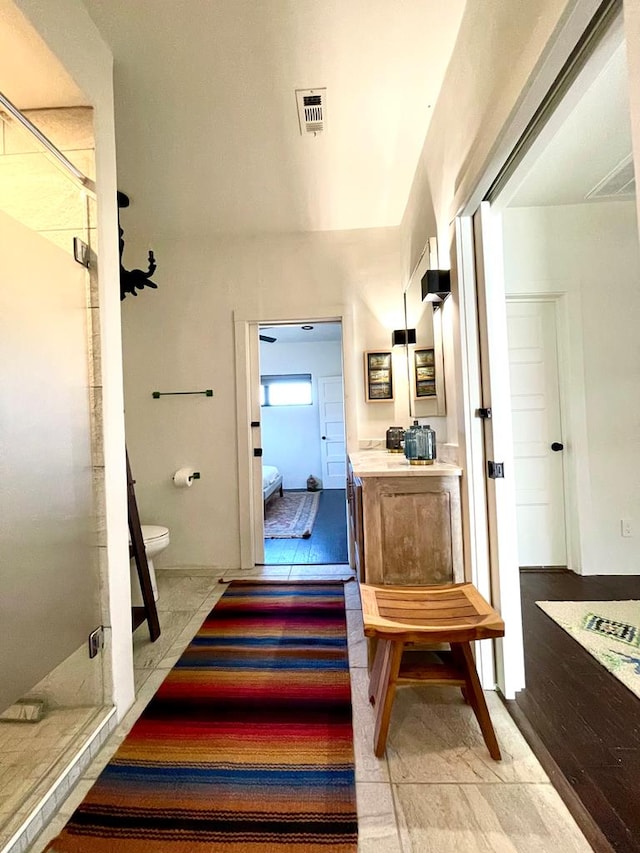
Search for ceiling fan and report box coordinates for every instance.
[259,327,277,343]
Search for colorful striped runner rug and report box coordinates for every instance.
[46,580,357,852]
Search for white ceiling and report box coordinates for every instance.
[81,0,465,235]
[0,0,87,108]
[260,321,342,345]
[508,42,635,208]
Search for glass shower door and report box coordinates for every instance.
[0,105,107,838]
[0,206,101,712]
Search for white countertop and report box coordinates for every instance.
[349,450,462,478]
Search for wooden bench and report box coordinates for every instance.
[361,582,505,759]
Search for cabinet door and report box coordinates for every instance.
[379,489,453,584]
[362,475,462,585]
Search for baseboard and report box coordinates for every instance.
[1,706,117,853]
[519,565,569,573]
[502,696,615,853]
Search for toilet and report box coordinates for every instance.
[130,524,170,607]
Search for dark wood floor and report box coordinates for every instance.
[262,488,348,565]
[516,570,640,852]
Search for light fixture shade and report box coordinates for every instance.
[392,328,416,346]
[421,269,451,303]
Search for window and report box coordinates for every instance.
[260,374,312,406]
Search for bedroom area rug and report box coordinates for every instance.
[46,581,357,852]
[536,599,640,700]
[264,491,320,539]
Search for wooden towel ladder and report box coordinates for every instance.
[127,450,161,641]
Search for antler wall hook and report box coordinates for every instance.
[118,191,159,300]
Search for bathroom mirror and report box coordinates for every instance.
[403,239,446,418]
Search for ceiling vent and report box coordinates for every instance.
[586,155,636,200]
[295,88,326,136]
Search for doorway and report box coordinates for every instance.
[456,5,639,695]
[459,8,640,848]
[258,321,349,566]
[499,30,638,577]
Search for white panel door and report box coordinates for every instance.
[507,300,566,566]
[318,376,346,490]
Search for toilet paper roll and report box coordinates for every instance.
[173,467,196,488]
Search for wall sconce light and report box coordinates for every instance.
[392,328,416,346]
[421,270,451,308]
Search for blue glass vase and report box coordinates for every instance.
[404,421,437,465]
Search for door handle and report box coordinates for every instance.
[551,442,564,452]
[322,436,326,440]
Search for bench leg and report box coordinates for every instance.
[448,647,469,704]
[453,641,501,761]
[368,639,384,705]
[370,639,404,757]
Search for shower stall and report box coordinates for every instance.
[0,96,113,847]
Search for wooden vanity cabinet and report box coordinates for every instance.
[347,454,463,587]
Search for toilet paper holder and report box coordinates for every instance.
[173,469,201,488]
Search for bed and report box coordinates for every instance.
[263,464,283,507]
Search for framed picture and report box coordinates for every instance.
[364,351,393,402]
[414,348,436,397]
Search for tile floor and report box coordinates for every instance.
[0,708,107,846]
[26,564,593,852]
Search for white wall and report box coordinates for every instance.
[121,227,419,567]
[625,0,640,231]
[503,200,640,575]
[260,339,342,490]
[400,0,577,455]
[402,0,578,257]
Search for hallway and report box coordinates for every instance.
[30,566,591,853]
